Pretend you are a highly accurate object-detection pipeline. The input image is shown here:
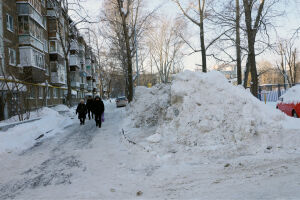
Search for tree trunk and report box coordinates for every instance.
[243,0,258,97]
[243,58,250,88]
[199,1,207,73]
[121,21,133,102]
[66,58,72,107]
[235,0,242,85]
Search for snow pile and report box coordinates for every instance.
[280,85,300,104]
[124,71,299,158]
[0,106,75,154]
[51,104,70,112]
[127,85,171,128]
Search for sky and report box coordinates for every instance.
[79,0,300,71]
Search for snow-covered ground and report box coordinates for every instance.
[0,105,76,154]
[1,71,300,199]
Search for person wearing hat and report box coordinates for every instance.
[76,99,87,125]
[92,96,105,128]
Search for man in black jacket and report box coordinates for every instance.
[93,96,105,128]
[76,99,87,125]
[86,95,94,120]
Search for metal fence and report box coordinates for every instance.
[258,89,286,102]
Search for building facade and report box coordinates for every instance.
[0,0,101,121]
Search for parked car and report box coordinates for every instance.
[276,85,300,118]
[116,97,128,108]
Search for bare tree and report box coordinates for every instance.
[173,0,210,72]
[275,39,299,88]
[100,0,155,102]
[235,0,242,84]
[208,0,245,84]
[0,64,31,121]
[147,17,185,83]
[242,0,281,96]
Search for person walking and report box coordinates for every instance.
[93,96,105,128]
[86,95,94,120]
[76,99,87,125]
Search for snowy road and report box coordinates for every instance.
[1,103,300,199]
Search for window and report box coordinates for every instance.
[44,39,48,53]
[6,14,14,32]
[29,86,36,99]
[43,17,47,29]
[18,16,29,35]
[17,4,30,15]
[8,48,16,66]
[60,89,65,99]
[53,88,58,98]
[39,87,44,99]
[33,50,45,69]
[28,19,44,41]
[50,62,58,72]
[47,88,51,99]
[49,41,56,52]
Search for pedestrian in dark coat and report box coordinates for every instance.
[86,96,94,120]
[93,96,105,128]
[76,99,87,125]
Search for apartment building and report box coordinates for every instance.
[47,0,66,87]
[213,64,238,85]
[0,0,4,76]
[0,0,101,121]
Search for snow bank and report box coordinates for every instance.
[123,70,300,158]
[0,106,75,154]
[51,104,70,112]
[280,85,300,104]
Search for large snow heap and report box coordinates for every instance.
[280,85,300,104]
[124,71,298,156]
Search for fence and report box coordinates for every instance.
[258,89,286,102]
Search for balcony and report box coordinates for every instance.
[71,81,80,88]
[80,56,85,65]
[69,55,80,68]
[93,82,97,89]
[50,62,66,86]
[80,83,87,90]
[48,31,60,39]
[19,47,47,83]
[85,58,91,65]
[49,40,64,57]
[87,81,93,91]
[51,72,66,86]
[86,65,92,77]
[79,44,85,52]
[70,71,80,89]
[17,3,46,29]
[47,9,62,18]
[70,41,79,52]
[79,70,87,77]
[19,35,44,52]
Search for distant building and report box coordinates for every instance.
[212,64,237,84]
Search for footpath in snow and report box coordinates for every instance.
[0,71,300,199]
